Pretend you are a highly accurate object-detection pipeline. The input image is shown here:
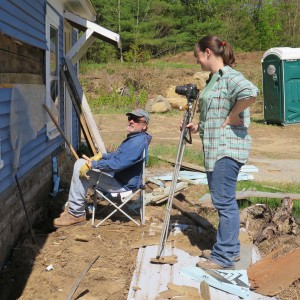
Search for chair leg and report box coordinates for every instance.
[92,191,97,226]
[95,198,140,227]
[141,190,145,225]
[93,191,140,227]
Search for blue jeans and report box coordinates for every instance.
[68,159,127,217]
[206,157,243,267]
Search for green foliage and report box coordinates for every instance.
[89,88,148,113]
[87,0,300,63]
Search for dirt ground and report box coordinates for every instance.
[1,52,300,300]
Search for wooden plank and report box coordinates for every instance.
[64,57,107,154]
[0,33,44,61]
[64,11,121,47]
[0,73,43,84]
[71,36,96,65]
[248,248,300,296]
[82,93,107,153]
[145,182,188,204]
[65,27,94,63]
[157,156,206,173]
[199,190,300,204]
[200,281,211,300]
[0,50,43,74]
[172,198,213,229]
[43,104,80,160]
[61,69,97,155]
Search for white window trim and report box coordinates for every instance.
[46,5,60,140]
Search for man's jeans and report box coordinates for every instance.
[68,159,127,217]
[207,157,243,267]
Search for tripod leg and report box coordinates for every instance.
[156,110,190,258]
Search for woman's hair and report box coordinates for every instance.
[195,35,236,68]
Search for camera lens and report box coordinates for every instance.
[175,85,188,96]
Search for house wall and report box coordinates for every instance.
[0,149,70,269]
[0,0,79,268]
[0,33,65,195]
[0,0,47,50]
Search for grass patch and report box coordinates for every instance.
[89,90,148,114]
[148,144,204,167]
[145,60,198,69]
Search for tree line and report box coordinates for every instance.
[85,0,300,63]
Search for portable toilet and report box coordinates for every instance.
[262,47,300,125]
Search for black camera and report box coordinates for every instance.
[175,83,199,101]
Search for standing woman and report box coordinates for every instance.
[187,35,259,269]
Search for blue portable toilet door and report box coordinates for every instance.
[262,57,283,123]
[283,60,300,124]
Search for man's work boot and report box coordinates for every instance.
[201,249,240,262]
[196,259,235,270]
[60,202,69,216]
[54,212,86,227]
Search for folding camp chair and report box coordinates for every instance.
[91,149,146,227]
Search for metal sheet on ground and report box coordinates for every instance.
[127,244,277,300]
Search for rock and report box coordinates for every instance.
[166,97,187,109]
[151,101,170,112]
[193,71,210,89]
[165,85,178,98]
[145,95,171,113]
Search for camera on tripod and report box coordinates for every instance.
[175,83,199,102]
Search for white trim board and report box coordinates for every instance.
[64,10,121,52]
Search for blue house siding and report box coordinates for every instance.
[0,9,68,195]
[0,88,13,194]
[0,86,65,194]
[0,0,47,50]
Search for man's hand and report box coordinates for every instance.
[79,163,90,179]
[79,152,103,179]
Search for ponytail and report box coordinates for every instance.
[196,35,236,68]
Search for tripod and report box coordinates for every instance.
[156,93,197,259]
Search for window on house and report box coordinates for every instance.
[46,6,60,139]
[50,26,59,107]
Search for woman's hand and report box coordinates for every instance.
[180,120,199,133]
[222,114,244,127]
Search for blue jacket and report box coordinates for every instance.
[91,132,152,190]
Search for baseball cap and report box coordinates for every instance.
[126,109,150,124]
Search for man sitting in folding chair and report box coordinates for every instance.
[53,109,152,227]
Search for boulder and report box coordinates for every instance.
[145,95,171,113]
[193,71,210,89]
[165,85,178,98]
[166,97,187,109]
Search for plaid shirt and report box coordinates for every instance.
[199,66,259,171]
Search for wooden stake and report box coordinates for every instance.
[65,255,100,300]
[43,104,79,160]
